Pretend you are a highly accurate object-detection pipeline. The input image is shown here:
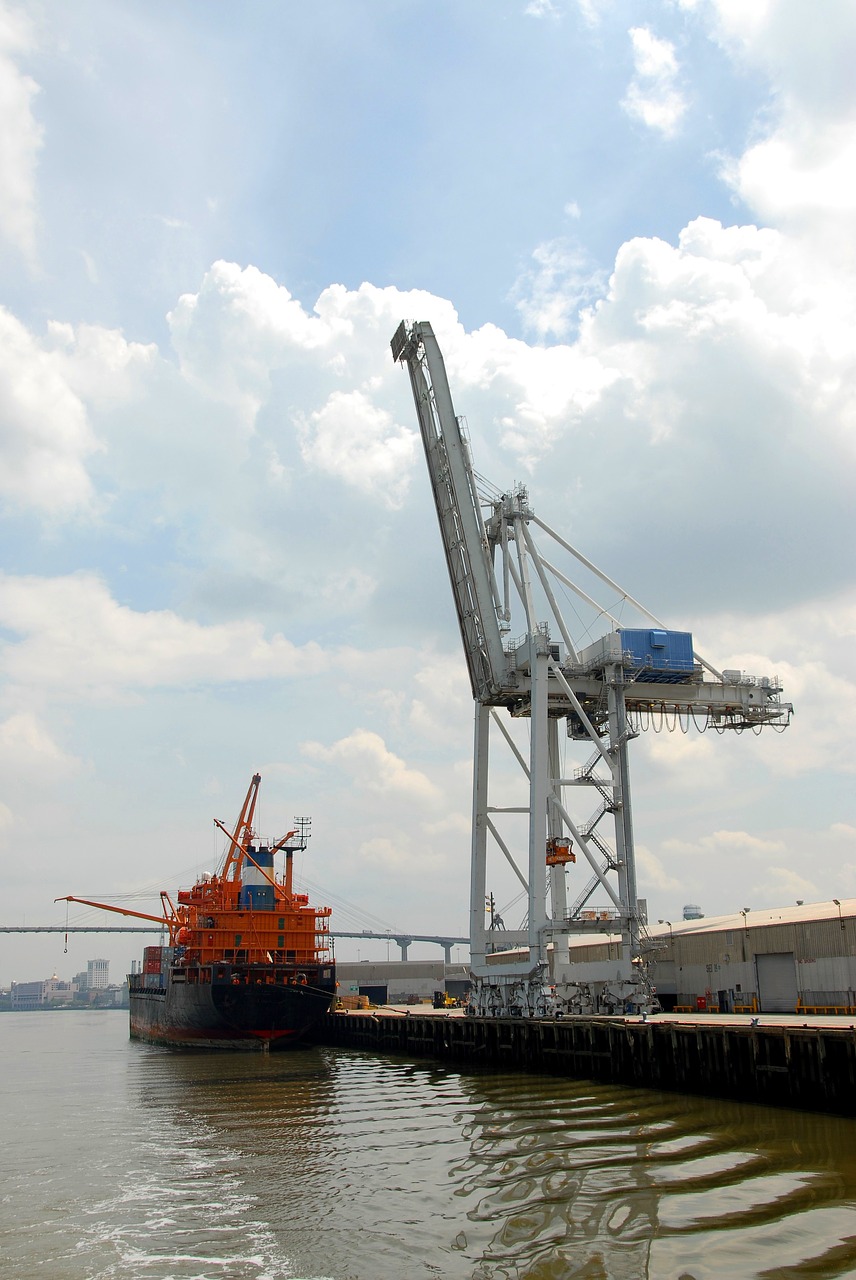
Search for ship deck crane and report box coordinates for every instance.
[391,320,793,1017]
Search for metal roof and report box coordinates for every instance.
[561,898,856,954]
[647,898,856,937]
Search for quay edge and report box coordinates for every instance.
[310,1010,856,1116]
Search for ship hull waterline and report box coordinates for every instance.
[129,970,336,1051]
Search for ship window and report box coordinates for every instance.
[278,935,284,947]
[278,918,285,928]
[235,934,242,945]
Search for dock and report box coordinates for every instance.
[311,1008,856,1115]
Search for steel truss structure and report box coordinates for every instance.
[392,321,792,1016]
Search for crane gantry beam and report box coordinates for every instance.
[392,320,792,1017]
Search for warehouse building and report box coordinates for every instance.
[564,899,856,1014]
[337,902,856,1015]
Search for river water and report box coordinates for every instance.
[4,1012,856,1280]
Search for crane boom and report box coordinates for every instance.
[391,321,507,702]
[223,771,261,881]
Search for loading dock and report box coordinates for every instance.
[756,952,799,1013]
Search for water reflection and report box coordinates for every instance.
[137,1048,856,1278]
[448,1070,856,1279]
[9,1014,856,1280]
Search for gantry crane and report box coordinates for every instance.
[392,320,793,1016]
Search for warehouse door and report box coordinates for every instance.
[359,985,387,1005]
[756,953,797,1013]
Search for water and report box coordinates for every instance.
[3,1013,856,1280]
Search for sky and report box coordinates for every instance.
[1,0,854,985]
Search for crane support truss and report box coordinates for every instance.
[391,320,793,1017]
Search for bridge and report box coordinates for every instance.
[328,931,469,962]
[0,926,469,963]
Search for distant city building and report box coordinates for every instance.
[45,976,76,1004]
[683,904,704,920]
[87,958,109,990]
[11,976,77,1009]
[10,980,45,1010]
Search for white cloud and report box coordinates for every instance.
[759,865,818,902]
[512,238,607,339]
[644,733,730,793]
[663,830,787,859]
[408,654,471,745]
[0,572,331,701]
[358,833,446,874]
[0,307,100,515]
[622,27,687,137]
[0,713,81,855]
[301,729,440,806]
[694,588,856,776]
[0,3,42,257]
[635,845,682,892]
[167,262,327,429]
[47,321,157,407]
[707,0,856,263]
[0,712,80,780]
[574,0,606,25]
[299,389,417,509]
[3,211,853,687]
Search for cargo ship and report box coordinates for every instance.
[58,774,336,1049]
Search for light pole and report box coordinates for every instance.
[833,899,844,931]
[658,919,674,945]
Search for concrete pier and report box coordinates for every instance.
[311,1009,856,1115]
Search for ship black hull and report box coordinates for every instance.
[129,967,335,1050]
